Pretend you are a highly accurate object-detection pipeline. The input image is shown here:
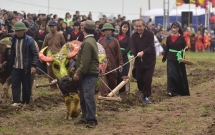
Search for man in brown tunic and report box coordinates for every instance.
[98,23,123,96]
[41,21,66,90]
[130,19,156,104]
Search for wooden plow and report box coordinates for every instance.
[98,58,135,102]
[36,59,135,102]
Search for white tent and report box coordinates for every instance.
[142,8,206,16]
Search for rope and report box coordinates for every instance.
[36,66,55,80]
[101,56,138,76]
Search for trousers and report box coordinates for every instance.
[11,68,31,104]
[79,74,98,123]
[136,66,155,97]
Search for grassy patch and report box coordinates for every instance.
[0,127,16,135]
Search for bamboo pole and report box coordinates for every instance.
[122,0,124,16]
[140,7,142,19]
[148,0,151,10]
[196,6,198,31]
[47,0,50,14]
[188,3,191,25]
[176,4,178,22]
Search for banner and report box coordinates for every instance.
[176,0,184,6]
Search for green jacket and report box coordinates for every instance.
[64,18,72,26]
[75,36,99,77]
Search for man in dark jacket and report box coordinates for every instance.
[130,19,156,104]
[8,22,38,106]
[23,21,35,39]
[72,20,99,128]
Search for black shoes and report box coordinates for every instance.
[74,119,97,128]
[74,119,87,125]
[86,122,98,129]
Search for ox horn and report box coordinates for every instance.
[6,45,11,48]
[38,46,53,62]
[67,46,79,59]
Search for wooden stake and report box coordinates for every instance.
[107,59,135,97]
[107,79,129,97]
[36,81,57,88]
[125,59,135,92]
[98,96,122,102]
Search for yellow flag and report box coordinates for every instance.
[190,0,196,4]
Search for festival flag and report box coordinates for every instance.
[176,0,184,6]
[196,0,208,9]
[209,0,215,7]
[190,0,196,4]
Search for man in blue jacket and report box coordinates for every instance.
[8,22,38,106]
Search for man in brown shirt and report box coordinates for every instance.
[41,21,66,90]
[130,19,156,104]
[98,23,123,96]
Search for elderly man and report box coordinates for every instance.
[42,21,66,90]
[130,19,156,104]
[8,22,38,106]
[72,20,99,128]
[98,23,123,96]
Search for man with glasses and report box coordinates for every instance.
[8,22,38,106]
[41,21,66,90]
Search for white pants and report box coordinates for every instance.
[155,43,163,56]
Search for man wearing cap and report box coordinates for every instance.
[41,21,66,90]
[23,21,35,39]
[98,23,123,96]
[8,22,38,106]
[27,13,34,28]
[80,20,99,41]
[72,20,99,128]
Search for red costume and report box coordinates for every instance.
[203,34,211,49]
[183,31,191,47]
[195,35,204,52]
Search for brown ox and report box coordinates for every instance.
[0,37,12,102]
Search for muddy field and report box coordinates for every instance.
[0,54,215,135]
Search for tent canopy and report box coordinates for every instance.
[142,8,206,16]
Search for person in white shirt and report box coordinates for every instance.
[154,35,163,56]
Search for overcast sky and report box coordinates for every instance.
[1,0,206,20]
